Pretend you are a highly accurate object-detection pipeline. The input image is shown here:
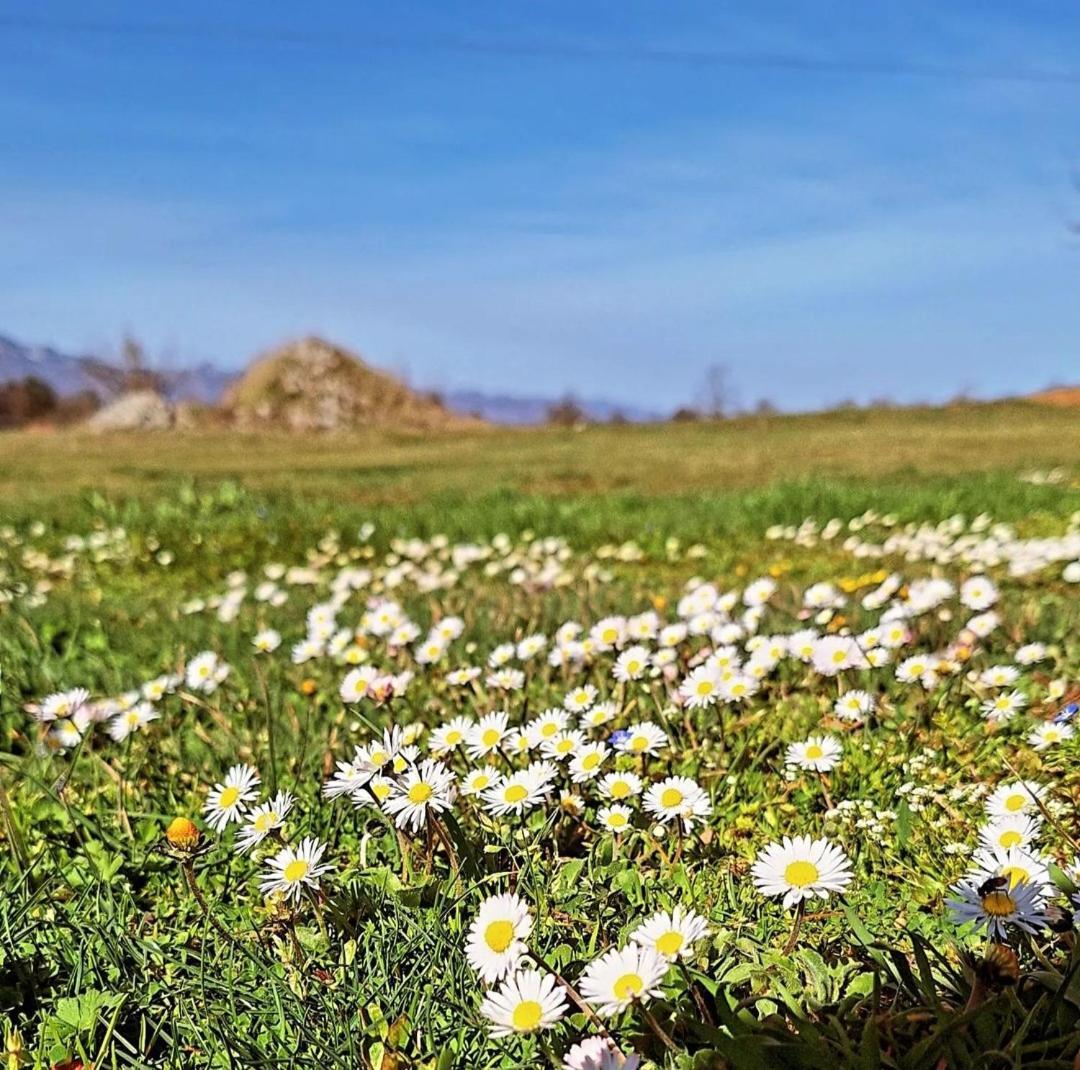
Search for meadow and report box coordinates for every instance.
[1,406,1079,1069]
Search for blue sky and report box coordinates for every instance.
[2,2,1079,411]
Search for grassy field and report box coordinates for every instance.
[2,400,1078,503]
[1,408,1079,1069]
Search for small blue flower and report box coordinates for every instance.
[1053,703,1078,725]
[608,729,631,747]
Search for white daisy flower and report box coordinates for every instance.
[630,906,710,961]
[383,759,456,832]
[613,722,668,756]
[577,944,668,1018]
[597,804,634,832]
[479,968,567,1036]
[751,835,853,909]
[785,735,842,772]
[562,1037,641,1070]
[465,892,533,983]
[643,776,712,831]
[236,790,295,853]
[1028,721,1073,751]
[466,710,511,759]
[598,771,643,802]
[203,763,260,832]
[978,814,1042,853]
[985,781,1047,819]
[259,836,332,902]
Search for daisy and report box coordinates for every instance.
[565,685,598,713]
[203,764,260,832]
[1015,643,1047,665]
[563,1037,641,1070]
[643,776,712,831]
[590,616,627,651]
[786,736,842,773]
[466,711,510,759]
[259,836,332,902]
[37,687,91,722]
[526,707,571,747]
[340,666,377,703]
[383,759,456,832]
[446,666,481,686]
[429,716,473,754]
[461,765,503,796]
[613,646,650,682]
[466,892,533,983]
[679,666,721,709]
[482,766,551,817]
[980,665,1020,688]
[236,790,295,853]
[578,944,668,1018]
[597,804,634,832]
[107,701,158,742]
[834,690,875,722]
[985,781,1047,819]
[486,668,525,691]
[614,722,668,756]
[970,845,1051,896]
[948,877,1045,940]
[252,629,282,653]
[323,747,379,800]
[599,771,643,802]
[980,690,1027,723]
[630,906,710,961]
[186,651,228,694]
[541,729,587,762]
[479,968,567,1037]
[960,576,998,610]
[752,835,853,908]
[1028,722,1074,751]
[569,742,609,783]
[582,701,617,729]
[979,814,1042,853]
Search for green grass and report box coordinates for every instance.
[1,417,1079,1069]
[2,400,1077,504]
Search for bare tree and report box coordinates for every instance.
[701,362,736,419]
[84,333,167,397]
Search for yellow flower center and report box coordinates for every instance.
[660,788,683,808]
[999,830,1022,848]
[1004,794,1025,812]
[602,629,618,643]
[511,1000,542,1031]
[504,784,528,804]
[696,681,714,696]
[607,812,628,828]
[630,735,649,752]
[981,890,1016,916]
[541,723,558,737]
[613,972,643,1000]
[484,919,515,953]
[369,749,387,766]
[408,783,433,804]
[445,730,462,745]
[627,660,641,674]
[372,783,391,801]
[832,650,846,664]
[254,812,276,831]
[1000,865,1030,888]
[472,775,491,790]
[218,786,240,809]
[610,781,630,799]
[283,859,309,883]
[656,931,684,957]
[805,744,824,760]
[583,753,600,770]
[482,728,500,746]
[555,739,574,754]
[784,860,820,887]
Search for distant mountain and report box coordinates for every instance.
[445,390,663,425]
[0,334,238,404]
[1,332,664,424]
[0,335,103,397]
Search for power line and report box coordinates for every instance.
[3,13,1080,87]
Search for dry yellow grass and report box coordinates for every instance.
[2,400,1076,506]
